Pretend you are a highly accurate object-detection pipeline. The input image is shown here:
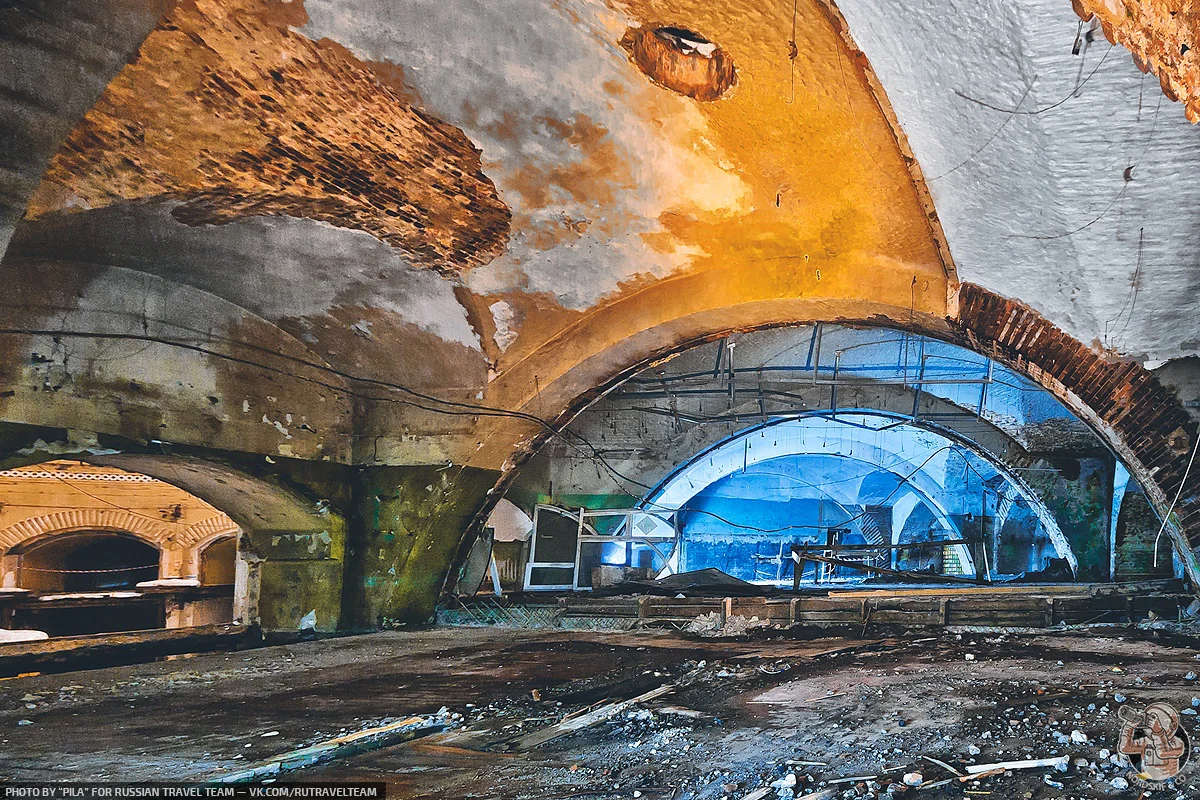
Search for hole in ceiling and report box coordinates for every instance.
[655,27,715,55]
[620,25,736,102]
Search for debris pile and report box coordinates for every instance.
[685,613,773,638]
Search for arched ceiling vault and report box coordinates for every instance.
[836,0,1200,362]
[2,0,953,464]
[2,0,1199,570]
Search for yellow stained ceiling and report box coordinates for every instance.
[16,0,958,469]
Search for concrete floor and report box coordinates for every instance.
[3,627,1200,798]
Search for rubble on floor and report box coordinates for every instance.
[5,627,1200,798]
[685,613,772,638]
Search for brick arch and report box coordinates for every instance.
[0,509,176,554]
[949,283,1200,578]
[452,283,1200,605]
[176,515,240,550]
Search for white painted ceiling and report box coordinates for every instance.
[839,0,1200,362]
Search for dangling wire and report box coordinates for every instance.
[1153,432,1200,568]
[785,0,799,104]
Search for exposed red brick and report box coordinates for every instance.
[952,283,1200,555]
[26,0,510,275]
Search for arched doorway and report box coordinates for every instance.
[9,531,161,635]
[200,536,237,586]
[18,531,159,592]
[0,460,249,636]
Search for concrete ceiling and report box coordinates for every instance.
[0,0,1197,468]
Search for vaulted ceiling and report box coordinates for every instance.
[1,0,1198,470]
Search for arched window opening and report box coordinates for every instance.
[495,324,1175,596]
[637,413,1068,586]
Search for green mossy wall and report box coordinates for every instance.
[341,464,499,628]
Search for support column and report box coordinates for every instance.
[341,464,499,629]
[226,461,352,634]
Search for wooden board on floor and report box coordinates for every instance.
[0,623,260,677]
[826,581,1178,600]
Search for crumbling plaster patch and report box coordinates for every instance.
[620,25,738,102]
[299,0,750,309]
[489,301,521,352]
[26,0,511,275]
[836,0,1200,361]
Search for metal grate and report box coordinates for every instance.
[436,598,561,628]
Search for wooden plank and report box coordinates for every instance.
[730,599,791,620]
[940,618,1046,628]
[948,597,1052,610]
[796,597,862,611]
[640,601,723,618]
[792,612,861,624]
[865,609,943,625]
[0,623,259,677]
[217,715,444,782]
[560,604,639,618]
[867,598,944,612]
[828,584,1093,599]
[515,683,675,750]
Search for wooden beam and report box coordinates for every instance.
[0,623,259,677]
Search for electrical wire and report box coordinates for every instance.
[0,326,632,487]
[954,45,1114,116]
[1152,431,1200,568]
[43,469,190,528]
[0,326,1105,547]
[929,82,1034,182]
[21,564,158,573]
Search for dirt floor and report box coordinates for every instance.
[3,626,1200,798]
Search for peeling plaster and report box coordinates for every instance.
[13,207,483,351]
[489,301,520,352]
[300,0,749,308]
[27,0,510,273]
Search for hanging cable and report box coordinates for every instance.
[1153,431,1200,568]
[0,326,643,490]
